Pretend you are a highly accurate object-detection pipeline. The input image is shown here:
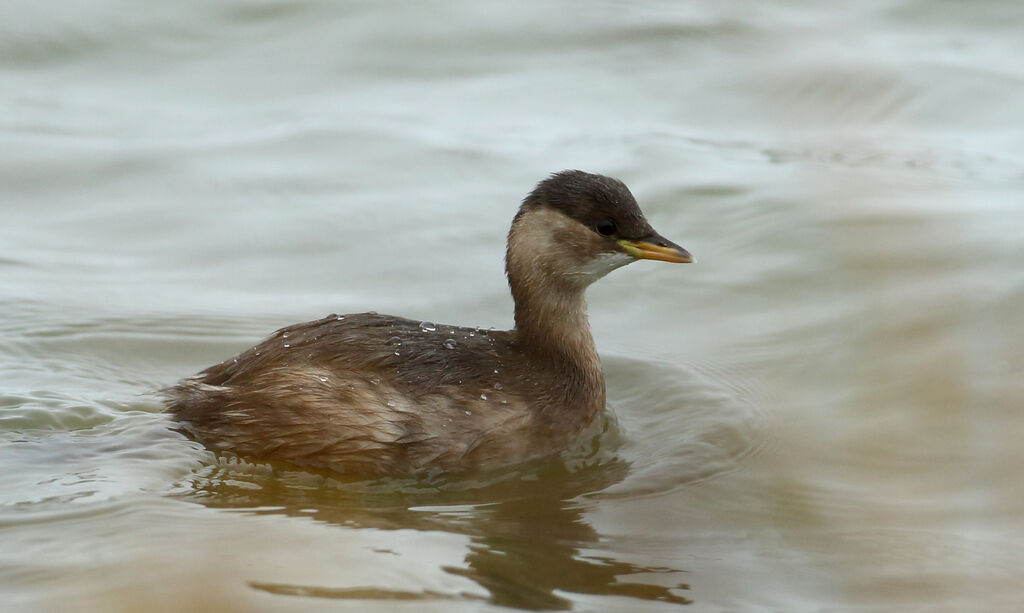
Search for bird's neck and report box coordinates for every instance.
[512,283,595,361]
[509,275,605,411]
[504,206,606,416]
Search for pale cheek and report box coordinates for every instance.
[577,252,634,280]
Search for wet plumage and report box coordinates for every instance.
[164,171,692,476]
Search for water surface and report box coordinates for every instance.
[2,1,1023,611]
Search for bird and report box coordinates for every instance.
[163,170,692,477]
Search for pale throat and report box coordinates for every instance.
[577,251,633,279]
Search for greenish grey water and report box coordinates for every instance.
[2,1,1023,610]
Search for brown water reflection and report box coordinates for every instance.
[5,0,1024,610]
[182,456,690,609]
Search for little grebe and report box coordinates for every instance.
[164,170,692,476]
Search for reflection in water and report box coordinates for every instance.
[443,489,691,609]
[181,454,691,609]
[4,0,1024,609]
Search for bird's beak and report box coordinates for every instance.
[618,234,694,263]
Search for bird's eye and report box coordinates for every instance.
[595,219,617,237]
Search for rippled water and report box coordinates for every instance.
[3,1,1023,610]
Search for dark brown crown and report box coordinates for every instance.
[517,170,654,240]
